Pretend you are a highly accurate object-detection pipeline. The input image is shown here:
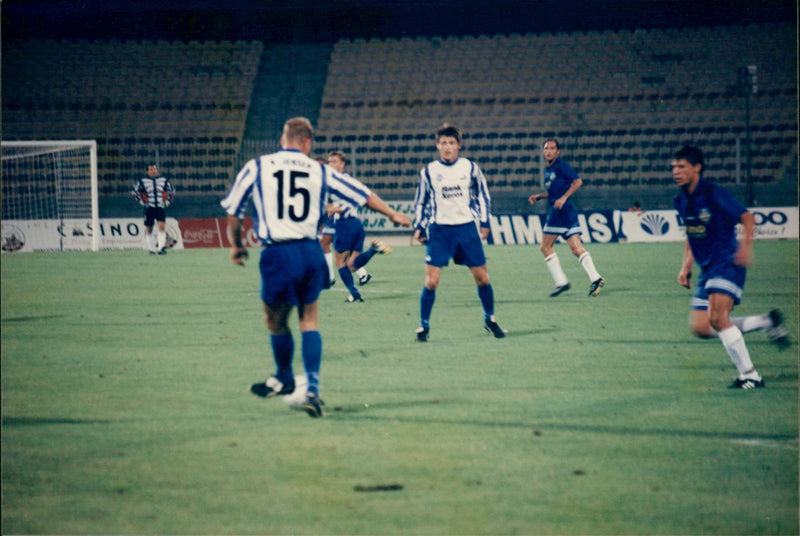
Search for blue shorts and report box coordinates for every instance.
[259,240,328,307]
[425,222,486,268]
[543,204,581,238]
[691,261,747,310]
[320,214,336,236]
[333,216,365,253]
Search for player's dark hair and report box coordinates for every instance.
[436,123,462,144]
[543,138,560,150]
[674,145,704,171]
[328,150,347,164]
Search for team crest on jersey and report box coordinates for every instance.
[698,208,711,223]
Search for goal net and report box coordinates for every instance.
[2,140,99,252]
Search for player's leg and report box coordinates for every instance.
[319,233,336,285]
[334,219,363,301]
[469,263,505,338]
[566,234,604,296]
[298,301,323,416]
[348,224,374,284]
[249,300,297,398]
[144,209,156,253]
[156,208,167,255]
[708,292,763,388]
[540,233,569,295]
[417,263,441,341]
[295,244,328,416]
[336,249,362,302]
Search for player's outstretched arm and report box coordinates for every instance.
[226,214,249,266]
[365,193,411,227]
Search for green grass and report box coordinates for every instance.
[2,241,798,535]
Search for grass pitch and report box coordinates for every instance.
[1,241,797,535]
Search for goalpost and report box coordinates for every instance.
[1,140,99,252]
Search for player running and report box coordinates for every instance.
[413,123,505,342]
[326,150,392,302]
[672,145,789,389]
[221,117,410,417]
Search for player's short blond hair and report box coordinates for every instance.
[283,117,314,143]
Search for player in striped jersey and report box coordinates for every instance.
[221,117,410,417]
[132,164,175,255]
[413,123,505,342]
[327,150,393,302]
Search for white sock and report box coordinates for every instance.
[356,267,368,279]
[146,232,156,252]
[325,252,335,281]
[545,253,569,287]
[578,252,601,282]
[731,314,772,334]
[718,326,757,376]
[157,230,166,250]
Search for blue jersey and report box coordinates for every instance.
[544,158,579,207]
[673,178,747,268]
[221,149,371,244]
[413,157,491,233]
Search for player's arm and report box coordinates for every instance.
[528,191,548,204]
[554,178,582,209]
[413,169,431,243]
[734,211,755,267]
[678,241,694,288]
[365,193,411,227]
[226,214,249,266]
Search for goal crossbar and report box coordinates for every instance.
[2,140,99,251]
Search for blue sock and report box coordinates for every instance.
[338,266,360,298]
[353,248,376,269]
[270,332,294,383]
[477,284,494,321]
[301,330,322,395]
[420,287,435,329]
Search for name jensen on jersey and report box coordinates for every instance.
[278,157,313,169]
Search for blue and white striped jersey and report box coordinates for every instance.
[133,175,174,208]
[413,157,491,232]
[221,149,371,244]
[331,171,361,219]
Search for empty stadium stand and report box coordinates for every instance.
[2,23,796,214]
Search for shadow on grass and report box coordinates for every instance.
[2,416,114,426]
[330,401,798,443]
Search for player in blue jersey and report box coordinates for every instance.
[132,164,175,255]
[528,139,605,297]
[221,117,410,417]
[327,150,393,302]
[413,123,505,342]
[673,145,789,389]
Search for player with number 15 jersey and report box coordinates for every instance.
[220,117,410,418]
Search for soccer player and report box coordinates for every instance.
[132,164,175,255]
[672,145,789,389]
[327,150,392,302]
[413,123,505,342]
[221,117,410,417]
[528,139,605,297]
